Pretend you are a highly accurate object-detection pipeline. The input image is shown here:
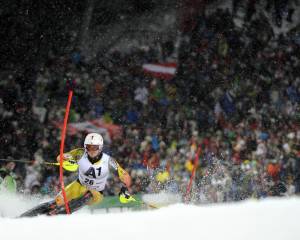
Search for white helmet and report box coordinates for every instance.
[84,133,104,151]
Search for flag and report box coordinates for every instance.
[142,62,177,80]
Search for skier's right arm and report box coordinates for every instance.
[56,148,85,163]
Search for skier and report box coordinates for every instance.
[20,132,135,217]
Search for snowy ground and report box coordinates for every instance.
[1,195,300,240]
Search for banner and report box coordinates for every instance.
[54,118,122,143]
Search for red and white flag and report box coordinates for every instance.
[142,62,177,80]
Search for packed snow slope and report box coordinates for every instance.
[1,196,299,240]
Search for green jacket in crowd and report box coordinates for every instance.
[0,168,17,193]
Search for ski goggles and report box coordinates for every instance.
[86,145,100,151]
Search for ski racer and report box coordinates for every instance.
[55,132,134,207]
[20,132,135,217]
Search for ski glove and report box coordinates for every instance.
[62,160,78,172]
[119,186,136,204]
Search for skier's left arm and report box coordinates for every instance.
[108,157,131,188]
[109,158,136,204]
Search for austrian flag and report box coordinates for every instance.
[142,62,177,80]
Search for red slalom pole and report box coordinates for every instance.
[59,90,73,214]
[184,146,202,203]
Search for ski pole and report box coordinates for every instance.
[0,158,78,172]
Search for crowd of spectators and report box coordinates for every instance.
[232,0,298,26]
[1,1,300,204]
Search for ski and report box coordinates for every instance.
[19,191,93,217]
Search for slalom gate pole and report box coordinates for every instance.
[59,89,73,214]
[184,146,202,203]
